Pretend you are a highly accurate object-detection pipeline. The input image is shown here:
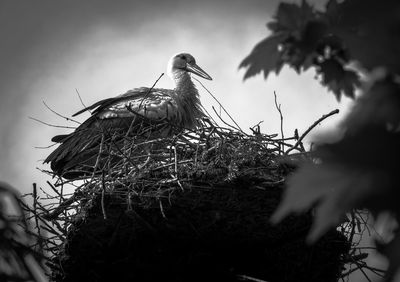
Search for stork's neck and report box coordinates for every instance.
[169,69,204,128]
[170,70,196,94]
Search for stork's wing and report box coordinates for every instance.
[51,87,178,144]
[45,87,180,178]
[73,87,176,119]
[98,89,179,123]
[73,88,148,117]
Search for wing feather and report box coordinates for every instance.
[45,87,179,178]
[73,87,152,117]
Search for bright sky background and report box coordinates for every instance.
[2,2,386,280]
[0,0,353,194]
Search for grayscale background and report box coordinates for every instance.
[0,0,352,193]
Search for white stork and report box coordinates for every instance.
[44,53,212,179]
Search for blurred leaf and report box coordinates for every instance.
[377,233,400,281]
[249,0,400,279]
[326,0,400,74]
[240,1,322,79]
[269,0,316,35]
[0,181,47,282]
[317,126,399,174]
[241,0,400,100]
[343,76,400,132]
[240,0,364,99]
[272,125,400,242]
[271,162,379,243]
[317,59,360,100]
[240,34,285,79]
[279,21,328,72]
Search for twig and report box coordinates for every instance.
[46,181,64,200]
[34,143,58,149]
[32,183,42,249]
[212,106,243,133]
[29,116,76,129]
[351,260,372,282]
[76,89,88,111]
[139,73,164,109]
[194,77,244,133]
[250,121,263,136]
[237,274,269,282]
[200,104,219,126]
[43,192,80,220]
[273,91,284,154]
[91,133,105,179]
[101,171,107,220]
[294,129,306,152]
[173,146,178,175]
[284,109,339,155]
[42,101,81,124]
[159,199,167,218]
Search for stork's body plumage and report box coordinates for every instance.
[44,53,212,179]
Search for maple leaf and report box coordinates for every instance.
[279,21,329,72]
[316,58,360,100]
[240,1,323,79]
[269,0,316,35]
[239,34,285,80]
[325,0,400,74]
[240,0,364,98]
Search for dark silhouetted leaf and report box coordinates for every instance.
[248,0,400,279]
[240,1,322,79]
[343,76,400,132]
[273,0,316,35]
[327,0,400,74]
[272,126,400,242]
[317,59,360,100]
[240,34,285,79]
[240,0,365,98]
[271,162,377,243]
[280,21,329,72]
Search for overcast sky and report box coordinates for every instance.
[0,0,353,194]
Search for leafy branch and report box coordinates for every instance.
[241,0,400,281]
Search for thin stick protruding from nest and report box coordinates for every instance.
[284,109,339,155]
[29,116,76,129]
[76,88,88,112]
[194,77,244,133]
[139,73,164,109]
[43,101,81,125]
[273,91,284,154]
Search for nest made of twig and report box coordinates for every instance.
[24,120,351,282]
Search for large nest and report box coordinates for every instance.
[27,117,353,282]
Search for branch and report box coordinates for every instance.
[29,116,76,129]
[76,88,89,111]
[139,73,164,109]
[284,109,339,155]
[194,77,244,133]
[274,91,284,154]
[42,101,81,124]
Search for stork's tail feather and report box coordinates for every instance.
[44,128,104,178]
[72,97,116,117]
[51,134,70,143]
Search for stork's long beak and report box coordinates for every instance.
[186,63,213,80]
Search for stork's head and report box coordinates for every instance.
[167,53,212,81]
